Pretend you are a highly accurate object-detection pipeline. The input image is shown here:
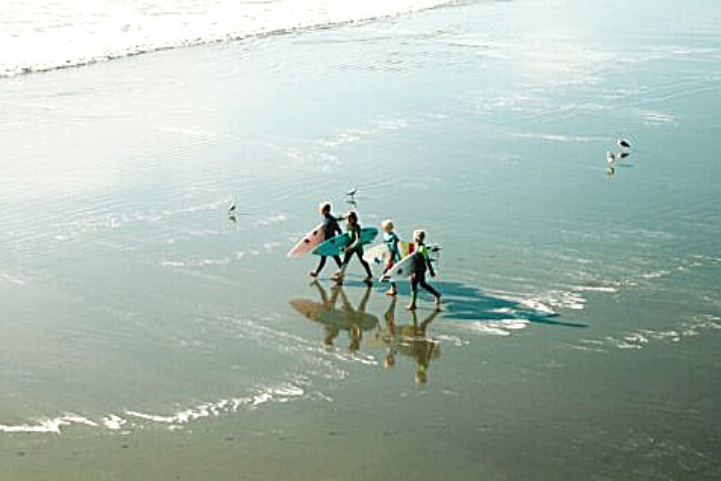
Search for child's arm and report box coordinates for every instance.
[426,251,436,277]
[331,217,342,236]
[347,226,361,250]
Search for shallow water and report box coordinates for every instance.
[1,0,721,478]
[0,0,455,77]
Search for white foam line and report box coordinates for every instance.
[102,414,127,431]
[446,319,530,337]
[254,214,287,226]
[571,286,618,293]
[156,125,217,139]
[0,273,28,285]
[0,415,97,434]
[506,131,608,143]
[1,0,459,78]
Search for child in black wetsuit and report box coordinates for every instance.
[407,229,441,311]
[310,202,343,278]
[333,211,373,286]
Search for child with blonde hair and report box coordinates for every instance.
[381,219,401,296]
[407,229,441,310]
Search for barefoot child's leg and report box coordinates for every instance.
[311,256,328,277]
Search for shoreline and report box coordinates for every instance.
[0,0,461,79]
[2,0,721,478]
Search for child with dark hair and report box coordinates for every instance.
[333,211,373,286]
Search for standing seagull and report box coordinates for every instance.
[228,198,236,214]
[616,139,631,149]
[347,187,357,197]
[606,151,616,164]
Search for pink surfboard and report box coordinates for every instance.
[287,223,325,258]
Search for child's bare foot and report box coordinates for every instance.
[309,271,318,278]
[385,289,397,297]
[406,303,417,311]
[331,271,342,280]
[363,276,373,286]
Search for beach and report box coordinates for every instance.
[2,0,721,479]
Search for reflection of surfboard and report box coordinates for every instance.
[364,327,440,360]
[312,227,379,257]
[289,299,379,330]
[287,223,324,258]
[398,339,441,360]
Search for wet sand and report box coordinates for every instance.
[2,0,721,479]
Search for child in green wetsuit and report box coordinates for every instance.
[407,229,441,311]
[381,219,401,297]
[333,211,373,286]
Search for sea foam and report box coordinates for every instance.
[0,0,456,77]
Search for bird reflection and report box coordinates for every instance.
[290,282,378,352]
[606,151,615,165]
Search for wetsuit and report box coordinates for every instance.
[383,231,401,266]
[410,242,440,299]
[313,213,343,275]
[382,231,401,288]
[340,223,373,279]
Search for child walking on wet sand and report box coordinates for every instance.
[333,211,373,286]
[407,229,441,311]
[381,219,401,296]
[310,202,343,278]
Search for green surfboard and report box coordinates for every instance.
[312,227,379,257]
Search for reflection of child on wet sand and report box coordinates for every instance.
[383,296,398,368]
[379,297,440,383]
[339,285,372,353]
[305,281,377,352]
[311,281,342,348]
[407,309,441,385]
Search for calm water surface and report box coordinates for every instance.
[1,0,720,479]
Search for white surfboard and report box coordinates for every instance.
[379,252,417,283]
[363,241,416,265]
[363,244,390,265]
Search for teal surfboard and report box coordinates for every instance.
[312,227,379,257]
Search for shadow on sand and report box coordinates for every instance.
[339,278,587,329]
[288,279,586,385]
